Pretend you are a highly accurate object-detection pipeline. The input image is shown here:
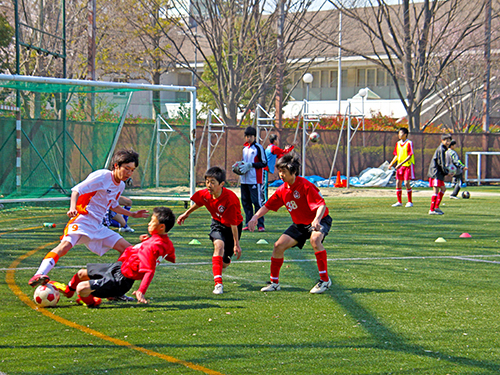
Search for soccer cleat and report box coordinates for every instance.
[258,227,265,232]
[242,226,249,231]
[119,226,135,233]
[310,278,332,294]
[49,280,74,298]
[405,202,413,207]
[76,296,102,308]
[213,283,223,295]
[28,274,50,288]
[107,294,135,302]
[260,282,281,292]
[449,195,459,199]
[434,207,444,214]
[391,202,403,207]
[428,210,443,215]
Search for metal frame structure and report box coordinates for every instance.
[255,104,275,144]
[464,151,500,185]
[0,74,197,199]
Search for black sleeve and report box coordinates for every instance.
[251,144,268,169]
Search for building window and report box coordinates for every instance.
[330,70,348,88]
[377,68,386,86]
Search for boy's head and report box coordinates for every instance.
[276,153,301,176]
[205,166,226,184]
[398,127,409,140]
[148,207,175,235]
[449,140,457,148]
[244,126,256,143]
[269,134,278,144]
[110,150,139,170]
[441,134,452,147]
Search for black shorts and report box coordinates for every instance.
[283,215,332,249]
[209,219,242,264]
[87,262,135,298]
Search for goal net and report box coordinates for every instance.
[0,74,196,202]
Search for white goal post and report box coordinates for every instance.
[464,151,500,185]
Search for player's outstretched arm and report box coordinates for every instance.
[231,224,242,260]
[177,203,200,225]
[133,290,147,304]
[248,206,270,232]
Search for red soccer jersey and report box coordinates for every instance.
[265,176,329,225]
[191,188,243,227]
[119,234,175,294]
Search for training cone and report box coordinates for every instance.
[256,239,269,245]
[459,233,471,238]
[334,171,342,188]
[435,237,447,243]
[189,239,201,245]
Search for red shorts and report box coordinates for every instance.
[396,165,415,181]
[429,178,445,187]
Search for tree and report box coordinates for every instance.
[318,0,487,132]
[0,12,14,74]
[159,0,331,127]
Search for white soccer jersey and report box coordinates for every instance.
[71,169,125,223]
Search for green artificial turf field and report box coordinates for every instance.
[1,188,500,374]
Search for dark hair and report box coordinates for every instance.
[450,140,457,147]
[399,127,409,135]
[110,149,139,170]
[441,134,452,141]
[276,152,301,176]
[205,166,226,184]
[153,207,175,233]
[269,134,278,143]
[244,126,256,136]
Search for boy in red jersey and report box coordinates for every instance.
[177,167,243,295]
[55,207,175,307]
[28,150,149,288]
[248,153,332,294]
[428,134,452,215]
[388,127,415,207]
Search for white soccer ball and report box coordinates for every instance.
[309,132,320,143]
[33,284,60,307]
[447,164,457,176]
[232,161,245,175]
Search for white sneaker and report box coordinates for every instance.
[310,278,332,294]
[392,202,403,207]
[260,282,281,292]
[450,195,460,199]
[405,202,413,207]
[213,283,223,295]
[119,226,135,233]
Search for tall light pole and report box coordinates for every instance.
[358,87,367,146]
[302,73,313,176]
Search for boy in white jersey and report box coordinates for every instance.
[28,150,149,288]
[388,127,415,207]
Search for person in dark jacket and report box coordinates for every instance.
[427,134,452,215]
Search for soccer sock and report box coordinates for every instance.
[436,191,444,208]
[430,194,438,211]
[79,294,97,306]
[407,189,413,203]
[68,273,82,292]
[270,257,284,283]
[212,256,223,285]
[35,251,60,276]
[315,250,329,282]
[396,189,402,203]
[124,206,131,225]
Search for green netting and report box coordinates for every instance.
[0,80,141,94]
[0,82,192,201]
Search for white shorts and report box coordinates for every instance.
[61,215,123,256]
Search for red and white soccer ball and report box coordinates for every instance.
[33,284,60,307]
[232,161,245,175]
[309,132,320,143]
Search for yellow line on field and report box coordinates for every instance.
[6,242,224,375]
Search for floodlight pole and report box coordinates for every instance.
[358,87,368,147]
[347,101,351,189]
[302,73,313,176]
[189,90,197,198]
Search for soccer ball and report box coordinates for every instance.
[309,132,320,143]
[33,284,60,307]
[462,191,470,199]
[447,164,457,176]
[232,161,245,175]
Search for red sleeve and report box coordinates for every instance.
[190,190,206,207]
[137,272,154,295]
[271,144,286,155]
[406,141,414,156]
[278,145,294,158]
[265,189,284,211]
